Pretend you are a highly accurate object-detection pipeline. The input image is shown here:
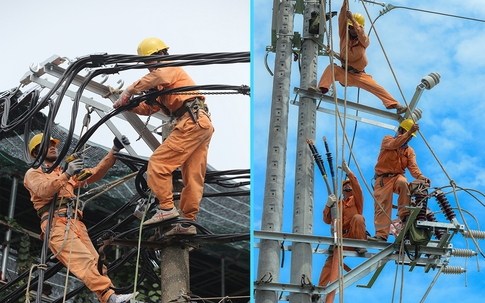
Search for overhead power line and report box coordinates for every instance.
[361,1,485,23]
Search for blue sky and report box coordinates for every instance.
[252,0,485,302]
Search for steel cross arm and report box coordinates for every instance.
[324,243,395,295]
[254,230,391,250]
[41,57,169,122]
[254,281,327,296]
[416,220,464,232]
[92,108,138,156]
[26,74,161,152]
[21,55,165,151]
[293,87,401,130]
[26,74,114,113]
[257,241,450,260]
[253,244,395,296]
[42,58,168,151]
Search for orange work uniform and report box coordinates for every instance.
[373,134,424,240]
[318,171,366,286]
[128,66,214,221]
[317,1,399,110]
[24,151,117,303]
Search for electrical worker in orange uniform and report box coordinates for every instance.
[23,133,136,303]
[318,160,367,287]
[369,119,430,241]
[310,0,407,115]
[113,37,214,235]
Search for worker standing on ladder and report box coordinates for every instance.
[318,160,367,287]
[113,37,214,234]
[24,133,136,303]
[370,119,430,241]
[310,0,407,114]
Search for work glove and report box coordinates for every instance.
[341,160,351,174]
[112,135,130,152]
[326,194,337,208]
[66,159,83,177]
[113,90,131,108]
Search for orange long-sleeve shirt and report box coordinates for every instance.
[338,1,369,72]
[374,134,424,178]
[323,171,363,231]
[24,150,116,217]
[126,66,204,116]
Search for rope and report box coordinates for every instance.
[79,171,138,204]
[323,2,345,303]
[359,1,409,114]
[338,1,350,300]
[25,263,47,303]
[48,188,72,259]
[132,192,150,299]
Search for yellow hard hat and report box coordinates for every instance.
[29,133,60,158]
[342,179,351,186]
[137,37,169,56]
[348,13,365,27]
[399,119,416,137]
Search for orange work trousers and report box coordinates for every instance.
[318,214,366,286]
[317,64,399,109]
[373,174,410,240]
[147,110,214,221]
[41,215,114,303]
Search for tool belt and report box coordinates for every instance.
[172,97,208,120]
[341,64,364,74]
[374,173,399,187]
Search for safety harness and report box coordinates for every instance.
[373,173,399,188]
[341,64,364,74]
[38,198,82,223]
[145,88,209,125]
[172,97,209,125]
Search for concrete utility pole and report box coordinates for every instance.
[256,0,295,302]
[289,1,320,302]
[159,124,190,303]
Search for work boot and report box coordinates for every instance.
[143,208,179,225]
[108,292,139,303]
[395,104,408,115]
[164,223,197,235]
[368,235,387,242]
[356,247,368,254]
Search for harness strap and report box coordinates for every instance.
[374,173,399,187]
[40,212,79,224]
[37,198,72,217]
[37,198,83,219]
[172,97,208,119]
[341,64,364,73]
